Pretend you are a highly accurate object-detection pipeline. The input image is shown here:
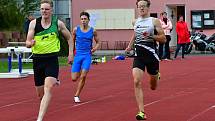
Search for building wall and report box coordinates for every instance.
[150,0,215,34]
[71,0,135,49]
[150,0,215,46]
[71,0,215,48]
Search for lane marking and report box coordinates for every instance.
[23,92,126,121]
[24,89,203,121]
[186,105,215,121]
[102,91,196,121]
[0,99,33,109]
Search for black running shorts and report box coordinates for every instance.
[132,57,159,75]
[33,55,59,86]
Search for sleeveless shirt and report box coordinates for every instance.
[32,16,60,55]
[134,17,159,61]
[75,26,94,55]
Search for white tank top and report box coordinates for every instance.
[133,17,159,61]
[134,17,155,44]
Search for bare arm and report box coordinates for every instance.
[125,19,136,51]
[26,20,36,48]
[58,20,73,61]
[71,27,77,52]
[153,18,166,44]
[125,32,135,51]
[91,29,100,53]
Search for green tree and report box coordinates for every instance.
[0,0,39,31]
[19,0,39,17]
[0,0,22,30]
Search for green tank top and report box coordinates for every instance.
[32,16,60,54]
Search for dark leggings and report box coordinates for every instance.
[158,35,171,59]
[158,43,164,59]
[174,43,186,58]
[163,35,171,59]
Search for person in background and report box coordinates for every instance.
[125,0,166,120]
[159,12,172,60]
[71,11,100,103]
[24,15,35,36]
[26,0,73,121]
[174,15,190,59]
[158,12,164,60]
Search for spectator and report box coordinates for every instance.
[159,12,173,60]
[24,15,35,36]
[174,15,190,59]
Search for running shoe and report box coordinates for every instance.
[136,111,146,120]
[74,96,81,103]
[157,72,161,80]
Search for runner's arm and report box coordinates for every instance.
[71,27,77,52]
[58,20,74,60]
[91,29,100,53]
[152,18,166,44]
[125,19,136,51]
[26,20,36,48]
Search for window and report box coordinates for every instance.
[86,9,135,29]
[191,10,215,29]
[150,13,158,18]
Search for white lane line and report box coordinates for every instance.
[186,105,215,121]
[47,94,117,115]
[144,91,194,107]
[0,99,33,109]
[22,89,202,121]
[106,91,194,121]
[72,95,114,107]
[23,92,124,121]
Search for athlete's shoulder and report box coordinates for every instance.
[57,19,67,32]
[57,19,63,26]
[30,19,37,25]
[152,17,161,25]
[151,17,158,21]
[29,19,37,29]
[71,26,78,34]
[132,19,138,26]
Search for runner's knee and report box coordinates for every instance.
[134,79,142,87]
[79,75,86,82]
[72,76,78,81]
[71,73,80,81]
[44,77,57,89]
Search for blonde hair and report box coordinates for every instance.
[40,0,53,7]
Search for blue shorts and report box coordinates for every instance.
[72,54,92,72]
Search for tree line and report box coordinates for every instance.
[0,0,39,31]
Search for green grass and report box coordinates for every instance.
[0,56,113,73]
[0,57,69,73]
[58,56,70,66]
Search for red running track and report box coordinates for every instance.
[0,55,215,121]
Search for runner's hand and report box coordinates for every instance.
[68,55,73,64]
[91,48,96,53]
[26,40,35,48]
[125,46,132,52]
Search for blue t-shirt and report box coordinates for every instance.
[75,26,94,55]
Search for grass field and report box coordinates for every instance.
[0,57,69,73]
[0,55,113,73]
